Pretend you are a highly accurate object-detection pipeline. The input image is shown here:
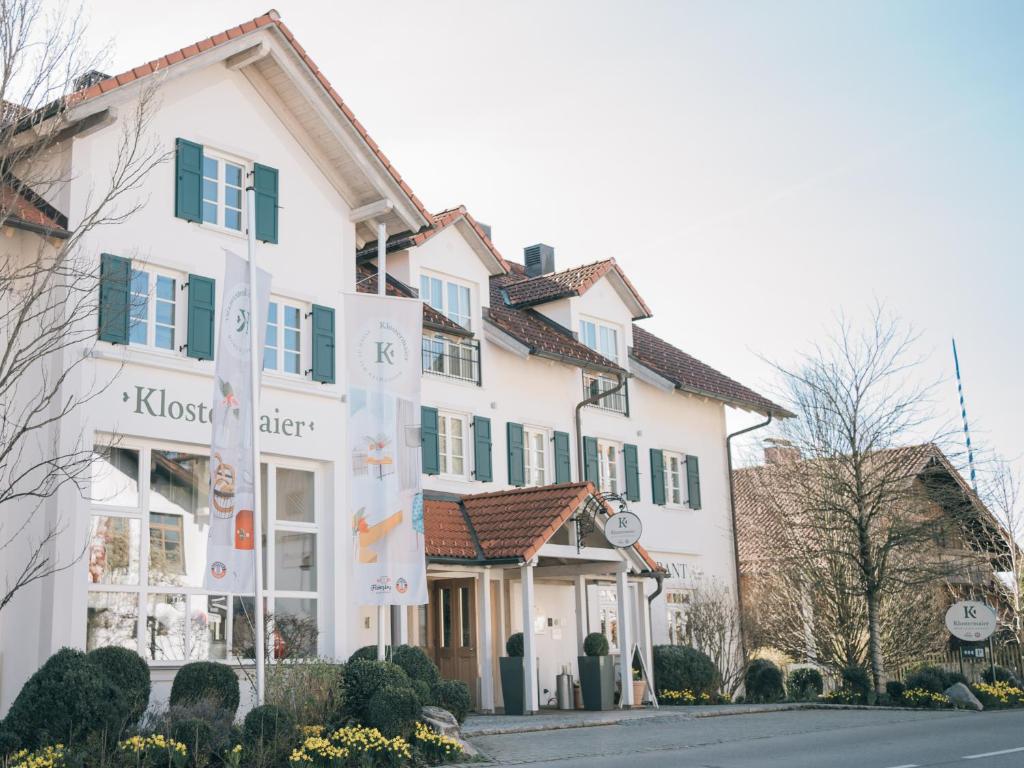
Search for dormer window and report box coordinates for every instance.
[579,318,619,363]
[420,272,472,330]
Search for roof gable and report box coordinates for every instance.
[502,259,651,320]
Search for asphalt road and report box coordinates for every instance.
[470,708,1024,767]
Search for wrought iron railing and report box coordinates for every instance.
[421,337,481,385]
[583,372,628,414]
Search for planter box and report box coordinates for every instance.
[499,657,527,715]
[578,655,615,711]
[632,680,647,708]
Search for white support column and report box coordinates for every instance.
[377,605,387,660]
[478,568,495,712]
[616,569,633,707]
[574,575,587,656]
[521,561,538,713]
[391,605,408,646]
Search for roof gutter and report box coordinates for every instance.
[427,556,524,566]
[726,410,773,657]
[575,371,629,482]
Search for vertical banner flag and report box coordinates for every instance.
[346,293,427,605]
[204,250,271,592]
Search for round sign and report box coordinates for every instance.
[945,601,997,642]
[605,510,643,548]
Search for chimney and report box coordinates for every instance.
[764,438,801,465]
[524,244,555,277]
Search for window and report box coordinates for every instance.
[579,318,619,363]
[202,154,244,232]
[524,427,548,487]
[87,443,320,662]
[666,590,690,646]
[438,412,466,477]
[598,440,620,494]
[129,270,178,350]
[664,451,685,507]
[421,336,480,384]
[264,300,303,374]
[420,273,472,330]
[583,372,628,414]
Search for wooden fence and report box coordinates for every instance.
[889,645,1024,684]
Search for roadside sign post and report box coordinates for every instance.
[945,601,998,684]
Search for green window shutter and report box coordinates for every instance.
[650,449,666,506]
[310,304,335,384]
[253,163,279,244]
[553,431,572,483]
[583,436,599,485]
[185,274,216,360]
[98,253,131,344]
[686,455,702,510]
[421,407,440,475]
[473,416,493,482]
[623,444,640,502]
[507,422,525,487]
[175,138,203,223]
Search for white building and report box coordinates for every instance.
[0,11,783,714]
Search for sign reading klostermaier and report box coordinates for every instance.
[945,601,997,642]
[345,293,426,606]
[605,510,643,548]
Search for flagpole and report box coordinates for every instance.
[952,338,978,493]
[247,182,267,702]
[376,220,387,662]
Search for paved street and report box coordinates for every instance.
[470,708,1024,767]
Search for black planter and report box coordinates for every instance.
[499,656,527,715]
[578,655,615,710]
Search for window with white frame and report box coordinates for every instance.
[578,318,619,363]
[129,269,179,350]
[597,439,620,494]
[664,451,686,507]
[264,300,304,375]
[202,153,245,232]
[666,590,691,646]
[523,427,549,487]
[420,273,472,330]
[87,443,319,662]
[438,412,467,478]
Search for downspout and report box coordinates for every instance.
[726,411,773,657]
[574,371,628,482]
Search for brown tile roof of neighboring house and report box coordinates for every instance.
[0,180,70,238]
[501,258,652,319]
[63,10,431,225]
[631,324,790,417]
[356,264,472,337]
[423,482,660,570]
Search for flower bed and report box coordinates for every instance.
[658,689,720,705]
[972,681,1024,709]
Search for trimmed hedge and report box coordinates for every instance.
[885,680,906,700]
[343,660,412,723]
[170,662,241,717]
[982,665,1020,687]
[745,659,784,703]
[904,665,950,695]
[366,687,420,739]
[583,633,609,657]
[87,646,151,724]
[788,668,824,700]
[841,665,872,703]
[652,645,719,696]
[242,704,296,765]
[505,633,524,658]
[432,679,472,723]
[348,645,440,688]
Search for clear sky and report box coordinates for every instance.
[75,1,1023,467]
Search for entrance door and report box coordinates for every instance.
[430,579,478,706]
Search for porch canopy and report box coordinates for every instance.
[421,482,662,712]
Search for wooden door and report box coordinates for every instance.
[430,579,478,706]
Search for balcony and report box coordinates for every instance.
[583,372,628,415]
[422,337,481,385]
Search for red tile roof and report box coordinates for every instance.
[64,10,431,226]
[630,324,789,417]
[502,258,652,319]
[423,482,660,571]
[1,181,70,238]
[356,264,471,337]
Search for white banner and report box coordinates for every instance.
[203,250,271,593]
[346,292,426,605]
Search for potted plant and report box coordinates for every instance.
[499,632,527,715]
[631,667,647,708]
[578,632,614,710]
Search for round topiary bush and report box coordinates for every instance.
[365,686,420,739]
[982,665,1020,687]
[745,659,784,703]
[788,667,824,700]
[432,679,472,723]
[392,645,440,687]
[505,633,524,657]
[2,647,113,749]
[583,633,609,657]
[343,660,412,722]
[841,665,872,703]
[87,646,151,724]
[652,645,719,696]
[904,665,949,695]
[411,679,433,707]
[885,680,906,700]
[347,645,383,664]
[242,704,296,764]
[171,718,214,768]
[169,662,241,717]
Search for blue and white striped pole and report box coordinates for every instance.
[952,338,977,493]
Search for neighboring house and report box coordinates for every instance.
[733,442,1014,666]
[0,10,784,714]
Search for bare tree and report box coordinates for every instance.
[977,458,1024,644]
[0,0,166,612]
[684,578,746,696]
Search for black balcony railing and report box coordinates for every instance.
[422,337,481,385]
[584,373,629,415]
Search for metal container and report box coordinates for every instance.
[556,672,574,709]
